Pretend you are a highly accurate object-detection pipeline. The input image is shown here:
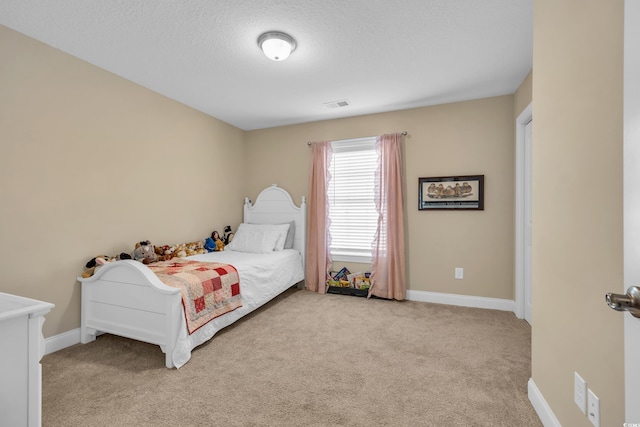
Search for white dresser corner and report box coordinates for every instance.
[0,292,54,427]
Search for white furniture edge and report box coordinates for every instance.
[0,292,54,427]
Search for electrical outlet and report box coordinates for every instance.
[574,372,586,414]
[455,268,464,279]
[587,389,600,427]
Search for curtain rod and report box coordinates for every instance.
[307,131,407,146]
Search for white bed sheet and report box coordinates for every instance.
[171,249,304,368]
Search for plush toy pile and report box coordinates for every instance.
[81,226,233,276]
[154,244,175,261]
[172,241,207,258]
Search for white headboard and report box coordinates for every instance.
[244,185,306,269]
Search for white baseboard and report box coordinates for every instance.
[45,328,80,355]
[528,378,561,427]
[406,289,516,312]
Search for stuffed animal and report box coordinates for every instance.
[115,252,132,261]
[195,241,207,254]
[155,245,166,258]
[82,255,114,278]
[133,240,158,264]
[153,244,176,261]
[205,231,225,252]
[185,241,207,256]
[204,237,216,252]
[173,243,187,258]
[223,226,234,245]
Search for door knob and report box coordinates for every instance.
[606,286,640,318]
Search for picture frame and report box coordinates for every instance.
[418,175,484,210]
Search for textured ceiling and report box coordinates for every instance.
[0,0,533,131]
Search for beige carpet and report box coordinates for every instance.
[42,289,542,426]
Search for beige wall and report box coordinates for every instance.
[246,95,516,300]
[532,1,624,426]
[0,26,246,337]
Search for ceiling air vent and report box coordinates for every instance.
[324,99,351,109]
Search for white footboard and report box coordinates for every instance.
[77,185,306,369]
[78,260,182,368]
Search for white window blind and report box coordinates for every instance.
[328,137,378,263]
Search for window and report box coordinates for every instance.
[327,137,378,263]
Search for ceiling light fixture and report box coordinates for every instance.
[258,31,296,61]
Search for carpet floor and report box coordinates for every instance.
[42,288,542,426]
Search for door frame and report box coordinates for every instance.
[624,0,640,420]
[515,102,533,320]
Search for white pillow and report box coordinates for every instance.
[239,223,291,251]
[225,224,282,253]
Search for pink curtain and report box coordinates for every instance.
[370,133,406,300]
[305,141,333,294]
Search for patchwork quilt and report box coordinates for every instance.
[148,259,242,334]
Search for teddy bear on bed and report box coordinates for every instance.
[215,238,225,251]
[133,240,158,264]
[154,244,176,261]
[172,243,187,258]
[186,241,207,256]
[205,230,225,252]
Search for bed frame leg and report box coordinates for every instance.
[80,327,97,344]
[159,344,175,368]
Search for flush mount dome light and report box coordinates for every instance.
[258,31,296,61]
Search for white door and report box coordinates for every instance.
[624,0,640,421]
[524,119,533,325]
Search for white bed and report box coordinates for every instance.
[78,185,306,368]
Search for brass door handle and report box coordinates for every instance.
[606,286,640,318]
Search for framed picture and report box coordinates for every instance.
[418,175,484,210]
